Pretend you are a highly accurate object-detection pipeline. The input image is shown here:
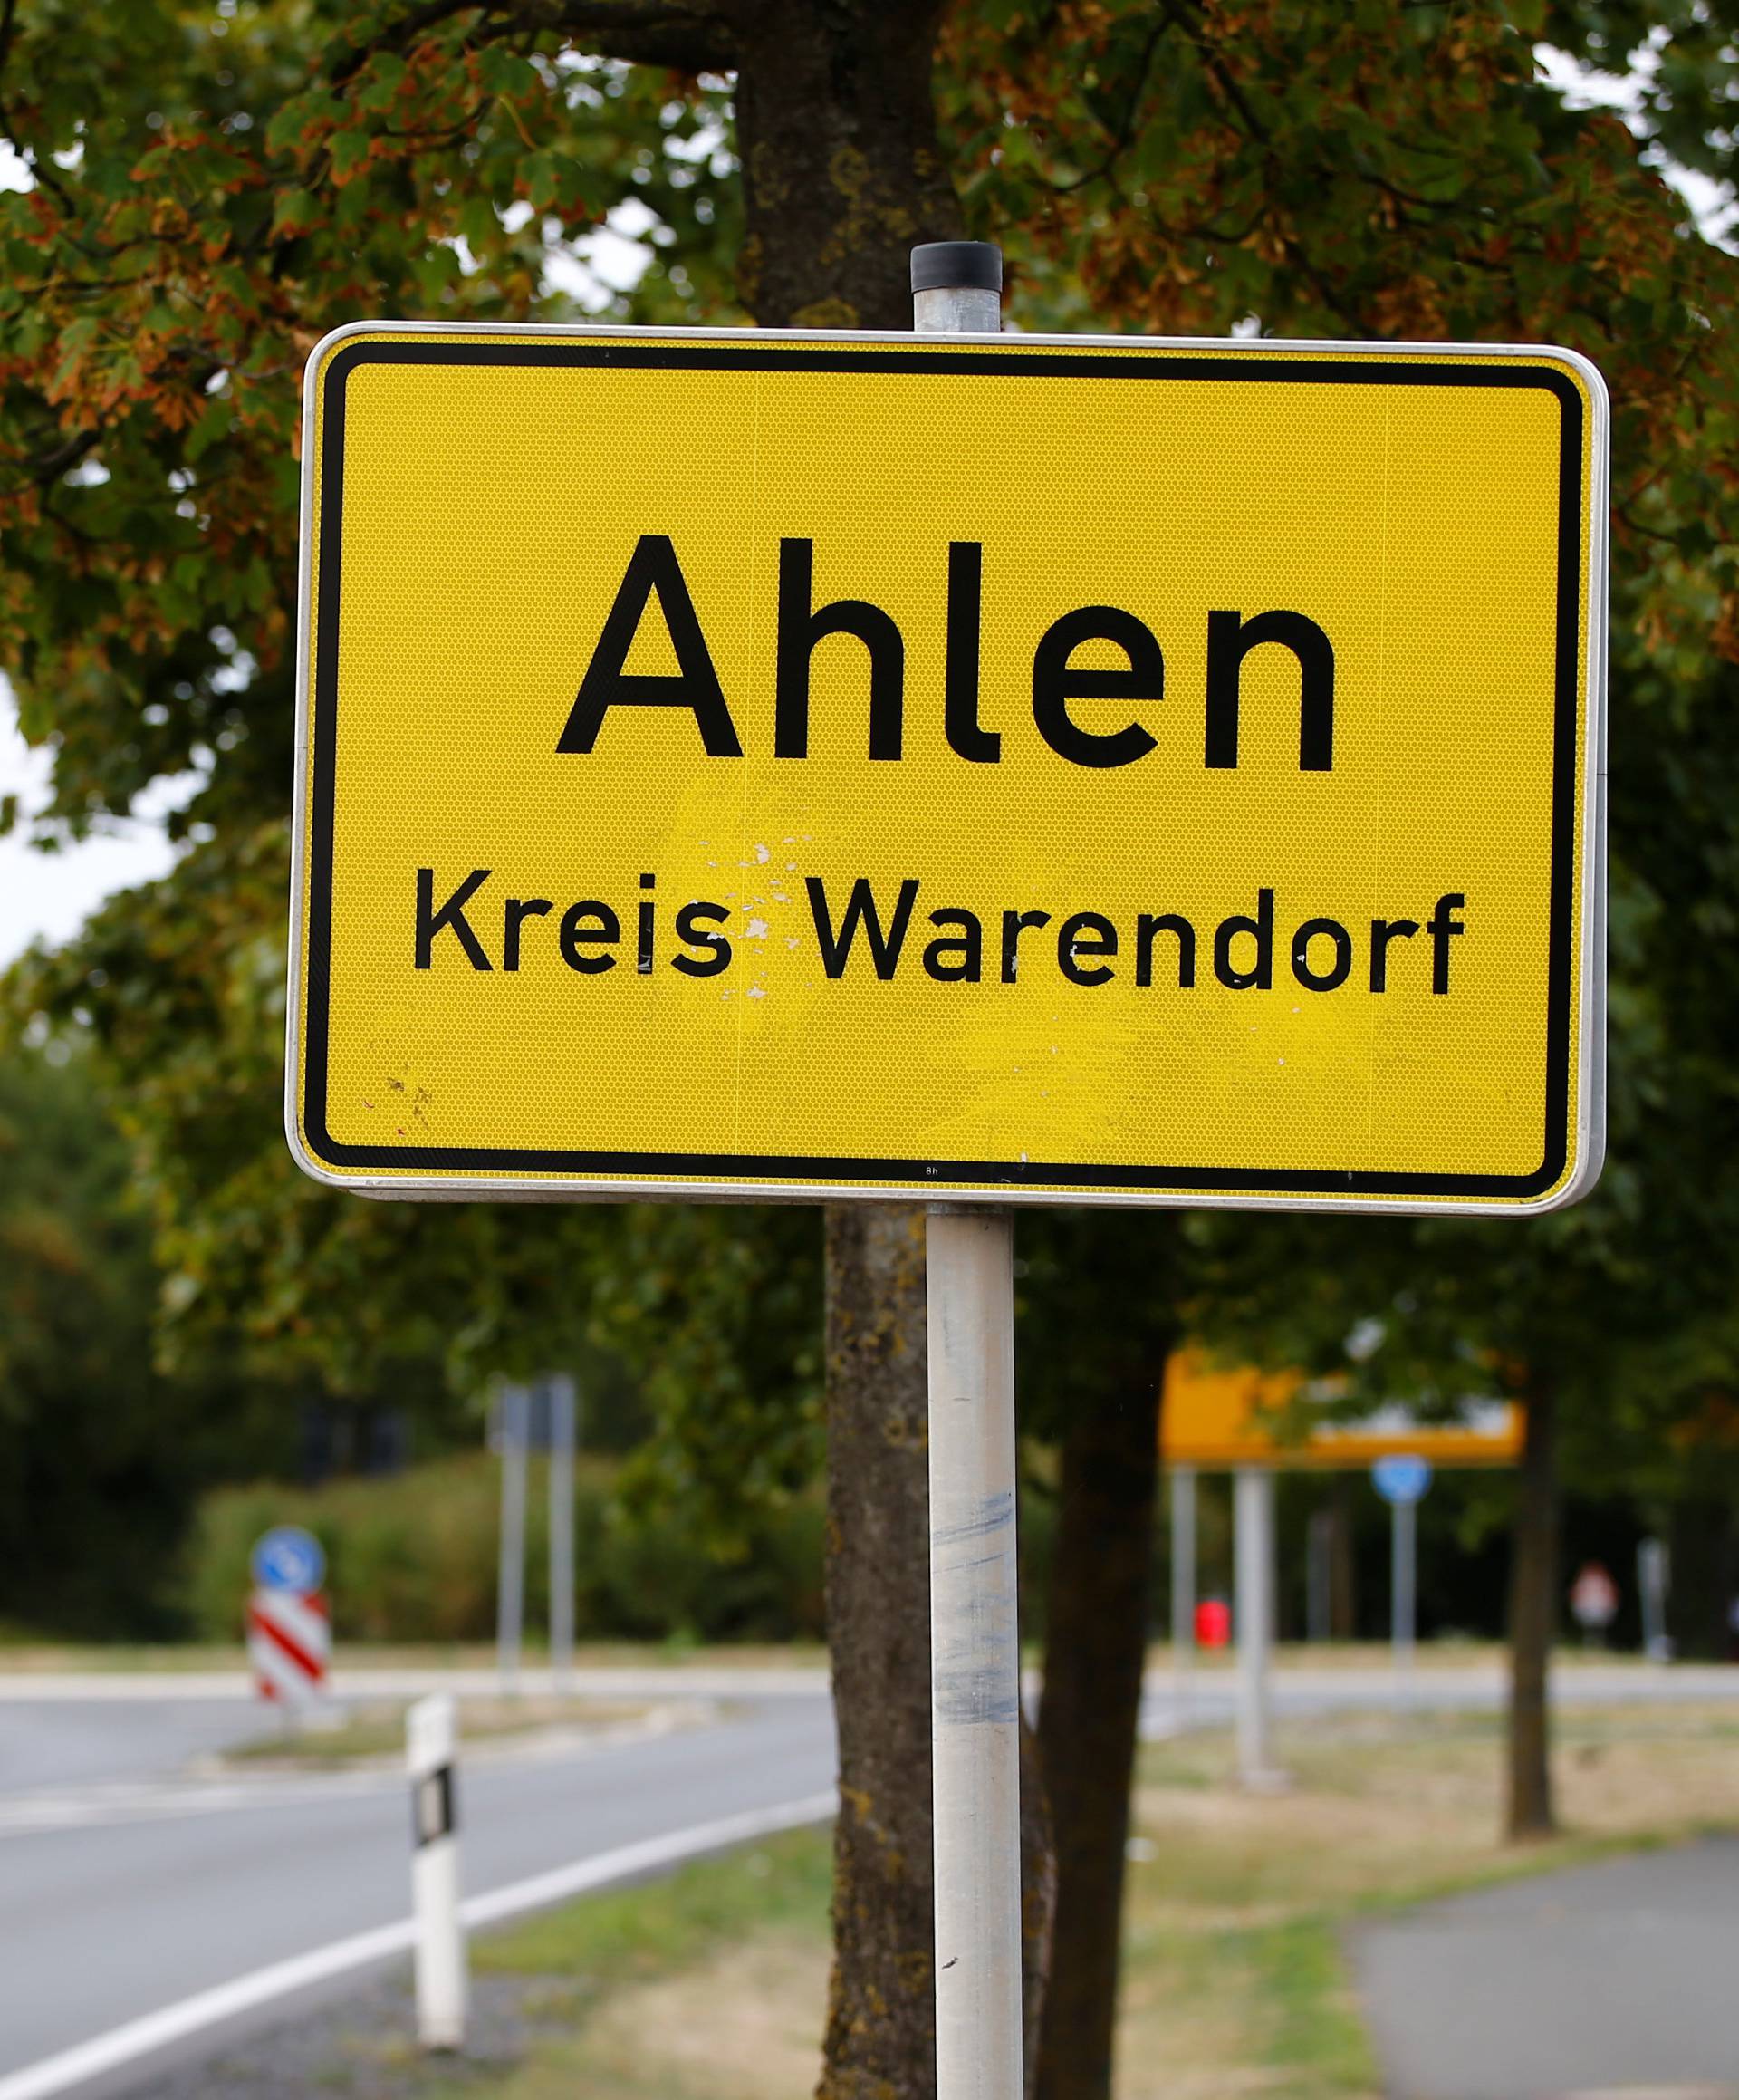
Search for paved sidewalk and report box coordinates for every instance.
[1350,1836,1739,2100]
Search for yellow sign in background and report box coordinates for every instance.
[1158,1351,1523,1470]
[288,328,1604,1209]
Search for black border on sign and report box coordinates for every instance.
[302,341,1586,1199]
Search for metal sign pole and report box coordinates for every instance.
[1235,1466,1279,1788]
[927,1205,1023,2100]
[1638,1536,1671,1662]
[1373,1456,1430,1705]
[915,242,1022,2100]
[1307,1506,1331,1645]
[495,1382,528,1696]
[547,1372,577,1695]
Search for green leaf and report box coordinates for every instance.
[354,52,409,114]
[184,397,231,463]
[270,187,321,237]
[329,128,373,182]
[476,46,537,101]
[519,149,561,213]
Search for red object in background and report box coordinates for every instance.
[1196,1596,1232,1649]
[1570,1563,1619,1630]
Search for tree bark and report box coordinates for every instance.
[731,0,962,328]
[820,1203,1057,2096]
[721,14,989,2091]
[1021,1710,1058,2098]
[1033,1374,1167,2100]
[1506,1375,1559,1841]
[819,1202,936,2098]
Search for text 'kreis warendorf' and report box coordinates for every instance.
[409,534,1470,999]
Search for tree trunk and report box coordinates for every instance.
[731,0,962,329]
[819,1202,936,2098]
[1020,1711,1058,2097]
[723,18,989,2093]
[1506,1376,1559,1841]
[1033,1375,1167,2100]
[819,1202,1057,2097]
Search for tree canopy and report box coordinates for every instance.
[7,0,1737,1414]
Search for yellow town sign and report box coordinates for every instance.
[287,325,1606,1212]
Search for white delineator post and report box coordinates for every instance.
[1234,1466,1281,1788]
[914,237,1022,2100]
[408,1692,466,2051]
[547,1372,577,1695]
[1171,1464,1197,1710]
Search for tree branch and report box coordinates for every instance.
[338,0,737,82]
[1158,0,1375,338]
[1048,14,1171,195]
[537,0,736,67]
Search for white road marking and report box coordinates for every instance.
[0,1789,838,2100]
[0,1704,721,1840]
[0,1768,408,1836]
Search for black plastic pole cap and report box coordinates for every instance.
[910,241,1003,295]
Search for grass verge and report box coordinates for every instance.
[438,1829,835,2100]
[276,1699,1739,2099]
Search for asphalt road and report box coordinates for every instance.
[3,1659,1736,2095]
[0,1696,255,1800]
[1352,1836,1739,2099]
[0,1683,836,2089]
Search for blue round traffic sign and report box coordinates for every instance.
[1372,1455,1433,1506]
[251,1526,325,1595]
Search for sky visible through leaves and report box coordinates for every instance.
[0,126,665,963]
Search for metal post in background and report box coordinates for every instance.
[1171,1464,1197,1709]
[408,1692,466,2051]
[495,1382,528,1696]
[1307,1506,1332,1645]
[1235,1466,1282,1789]
[1638,1536,1671,1662]
[1392,1498,1417,1707]
[547,1372,577,1695]
[914,237,1021,2100]
[1373,1455,1430,1703]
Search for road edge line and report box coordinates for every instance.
[0,1789,838,2100]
